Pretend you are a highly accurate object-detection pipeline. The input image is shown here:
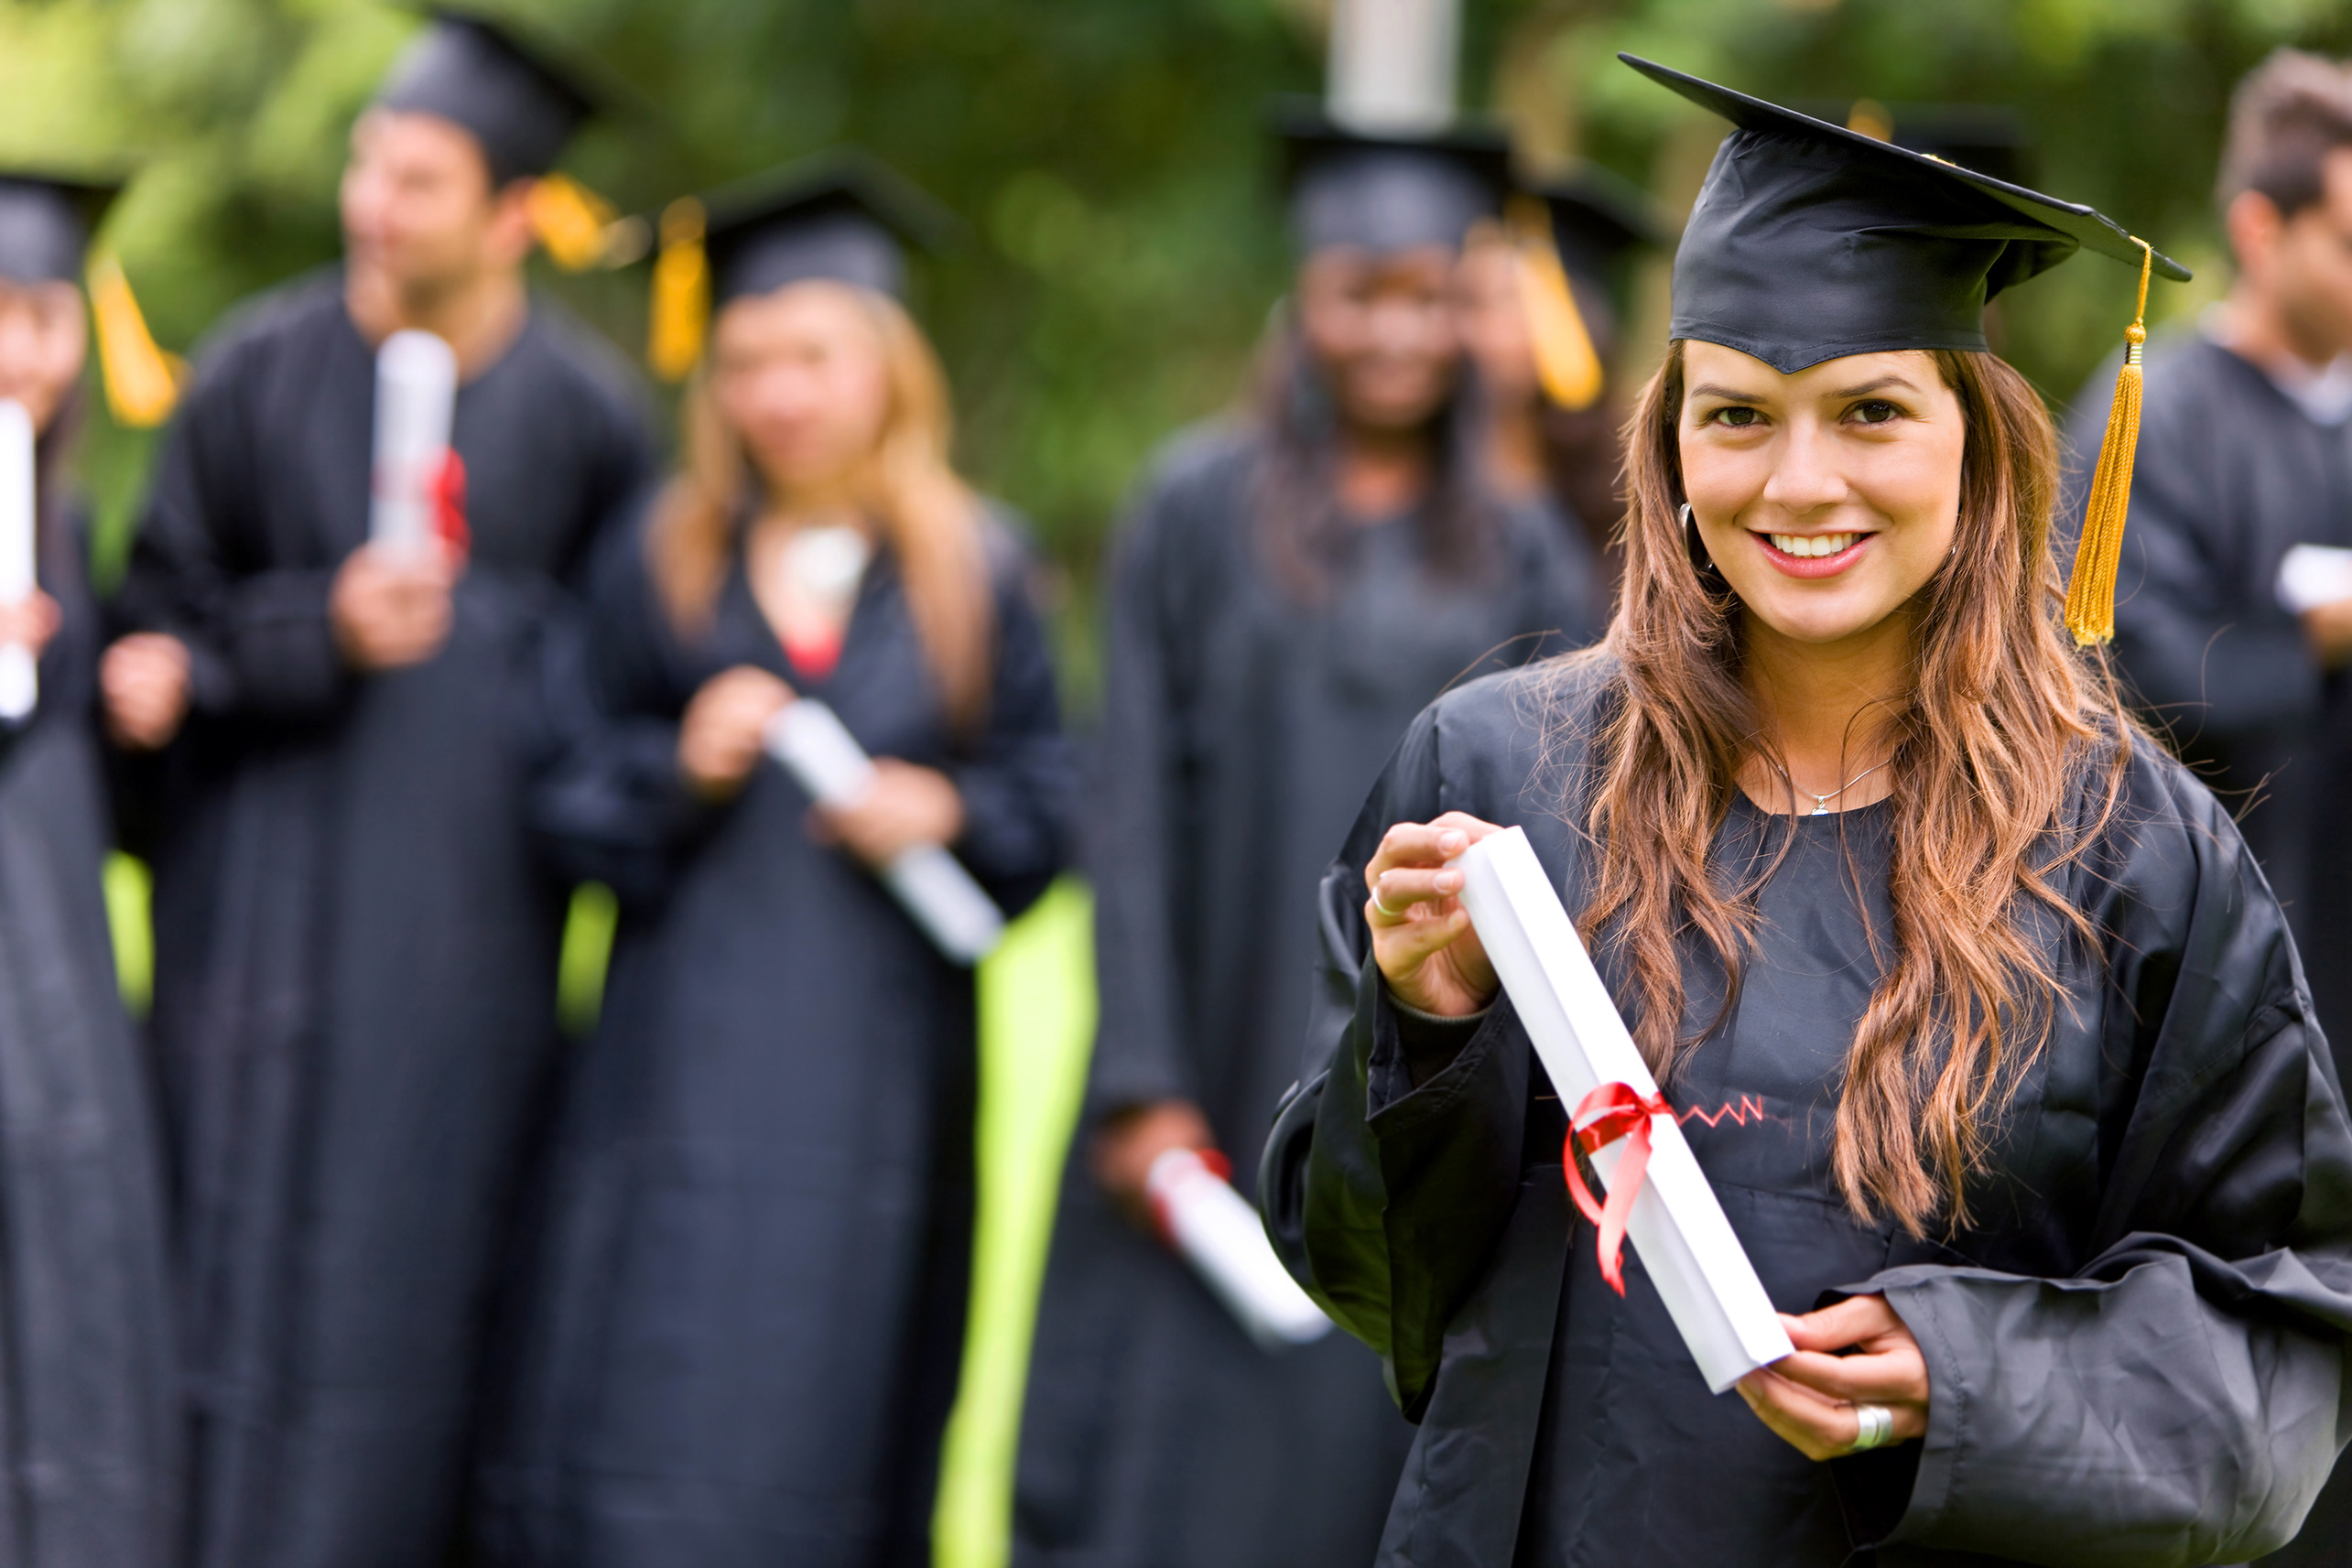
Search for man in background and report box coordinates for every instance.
[102,15,655,1567]
[2063,51,2352,1563]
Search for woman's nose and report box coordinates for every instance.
[1759,418,1848,513]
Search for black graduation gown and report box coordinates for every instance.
[1013,423,1604,1567]
[1263,655,2352,1566]
[2063,332,2352,1047]
[473,506,1073,1568]
[109,273,656,1568]
[0,500,179,1565]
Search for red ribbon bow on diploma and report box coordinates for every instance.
[1562,1081,1674,1297]
[433,450,471,561]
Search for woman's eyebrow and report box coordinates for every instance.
[1687,383,1763,403]
[1827,374,1918,398]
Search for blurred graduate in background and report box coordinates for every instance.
[0,168,180,1568]
[475,159,1072,1568]
[1011,44,1606,1563]
[99,12,656,1565]
[2055,50,2352,1568]
[1455,161,1661,610]
[2062,51,2352,1058]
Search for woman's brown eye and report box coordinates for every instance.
[1718,406,1759,427]
[1854,400,1899,424]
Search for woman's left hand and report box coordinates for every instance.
[1737,1294,1930,1461]
[814,760,964,866]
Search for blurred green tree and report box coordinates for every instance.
[5,0,2350,664]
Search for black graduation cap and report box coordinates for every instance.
[374,7,601,187]
[645,153,959,381]
[0,172,119,286]
[1529,160,1666,297]
[1502,162,1665,412]
[1624,55,2185,373]
[1273,98,1511,254]
[1622,54,2189,645]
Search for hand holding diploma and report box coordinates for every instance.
[1367,813,1926,1457]
[337,330,461,672]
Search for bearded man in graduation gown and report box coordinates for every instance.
[2063,51,2352,1044]
[100,16,656,1568]
[2060,53,2352,1566]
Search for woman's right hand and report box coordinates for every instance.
[101,632,192,752]
[677,665,795,800]
[1365,812,1506,1017]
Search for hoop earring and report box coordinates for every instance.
[1681,503,1715,571]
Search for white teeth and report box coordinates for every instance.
[1767,532,1860,558]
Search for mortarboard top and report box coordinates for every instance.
[373,6,604,187]
[1622,54,2187,376]
[644,152,959,383]
[0,170,122,287]
[1273,97,1512,256]
[698,154,959,309]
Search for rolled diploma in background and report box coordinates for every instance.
[763,698,1005,966]
[1146,1147,1332,1352]
[369,330,458,551]
[1452,827,1794,1394]
[0,400,38,721]
[2277,544,2352,616]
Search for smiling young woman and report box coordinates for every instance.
[1261,58,2352,1568]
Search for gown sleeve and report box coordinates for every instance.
[1865,758,2352,1565]
[1261,694,1540,1419]
[1082,467,1206,1117]
[940,534,1075,922]
[2066,356,2322,739]
[526,512,712,906]
[114,341,354,725]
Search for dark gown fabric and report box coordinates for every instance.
[1013,422,1605,1567]
[108,272,656,1568]
[2063,333,2352,1049]
[0,495,179,1566]
[474,503,1073,1568]
[1262,655,2352,1567]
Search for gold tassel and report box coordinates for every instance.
[528,173,621,272]
[2063,239,2153,648]
[1507,197,1606,413]
[648,198,709,384]
[86,253,185,429]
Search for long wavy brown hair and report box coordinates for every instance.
[1563,340,2134,1235]
[648,285,993,730]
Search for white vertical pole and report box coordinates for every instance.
[1327,0,1459,135]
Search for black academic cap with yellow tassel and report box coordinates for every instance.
[1508,160,1664,413]
[641,153,959,382]
[0,170,183,428]
[1621,54,2188,646]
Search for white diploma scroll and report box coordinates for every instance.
[1452,827,1794,1394]
[0,400,38,721]
[2277,544,2352,616]
[763,698,1006,966]
[369,330,459,551]
[1147,1148,1333,1352]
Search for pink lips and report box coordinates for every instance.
[1753,532,1874,579]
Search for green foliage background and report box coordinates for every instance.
[8,0,2352,648]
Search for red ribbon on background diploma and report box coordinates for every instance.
[433,450,470,561]
[1562,1081,1675,1297]
[1146,1146,1231,1245]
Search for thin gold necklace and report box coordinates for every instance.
[1768,755,1893,816]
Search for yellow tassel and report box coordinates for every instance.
[2064,239,2153,648]
[1508,197,1606,413]
[648,198,709,384]
[528,173,621,272]
[86,253,185,429]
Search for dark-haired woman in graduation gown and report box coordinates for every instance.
[1264,59,2352,1566]
[0,175,179,1565]
[1013,115,1602,1568]
[473,167,1073,1568]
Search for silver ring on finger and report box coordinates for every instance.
[1370,885,1407,920]
[1848,1403,1895,1454]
